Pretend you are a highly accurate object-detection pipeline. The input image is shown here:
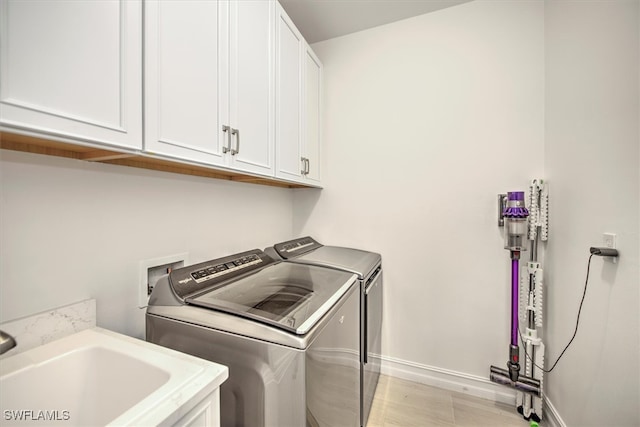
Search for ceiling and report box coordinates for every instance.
[279,0,473,44]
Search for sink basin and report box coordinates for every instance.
[0,327,228,426]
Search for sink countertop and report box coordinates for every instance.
[0,299,96,359]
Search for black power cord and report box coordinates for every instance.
[519,253,594,373]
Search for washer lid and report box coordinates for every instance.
[291,246,381,279]
[187,262,357,335]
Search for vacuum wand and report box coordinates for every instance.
[509,253,520,380]
[490,191,542,398]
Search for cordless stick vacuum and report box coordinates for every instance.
[490,191,542,398]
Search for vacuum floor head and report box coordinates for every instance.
[490,365,542,397]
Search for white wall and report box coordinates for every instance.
[544,1,639,425]
[294,0,545,377]
[2,2,637,424]
[0,150,293,338]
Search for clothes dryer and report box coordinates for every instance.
[267,237,382,427]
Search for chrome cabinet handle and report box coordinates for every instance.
[230,128,239,155]
[222,125,231,153]
[301,157,309,175]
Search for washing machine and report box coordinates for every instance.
[266,237,382,427]
[146,249,360,427]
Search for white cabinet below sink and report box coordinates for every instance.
[173,390,221,427]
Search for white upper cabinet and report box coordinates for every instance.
[275,4,322,185]
[275,4,304,182]
[145,0,274,176]
[0,0,143,150]
[304,45,322,185]
[144,0,226,165]
[1,0,320,186]
[227,0,275,175]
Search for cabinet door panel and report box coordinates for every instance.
[304,47,322,184]
[173,390,220,427]
[145,0,226,164]
[229,0,274,175]
[275,6,303,182]
[0,0,142,149]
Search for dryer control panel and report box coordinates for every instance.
[168,249,277,300]
[273,236,322,259]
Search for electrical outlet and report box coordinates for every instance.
[138,253,188,308]
[602,233,618,264]
[603,233,617,249]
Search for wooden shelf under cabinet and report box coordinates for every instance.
[0,132,311,189]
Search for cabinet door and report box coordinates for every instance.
[173,390,220,427]
[0,0,142,150]
[304,45,322,184]
[228,0,275,176]
[145,0,227,165]
[274,4,304,183]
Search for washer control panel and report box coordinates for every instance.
[169,249,276,300]
[274,236,321,259]
[190,254,262,283]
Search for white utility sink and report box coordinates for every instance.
[0,327,228,426]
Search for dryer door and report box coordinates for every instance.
[363,268,383,427]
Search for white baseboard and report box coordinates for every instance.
[380,355,565,425]
[380,355,517,405]
[543,397,567,427]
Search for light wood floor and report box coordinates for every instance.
[367,375,538,427]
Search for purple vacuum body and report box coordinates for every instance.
[503,191,529,252]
